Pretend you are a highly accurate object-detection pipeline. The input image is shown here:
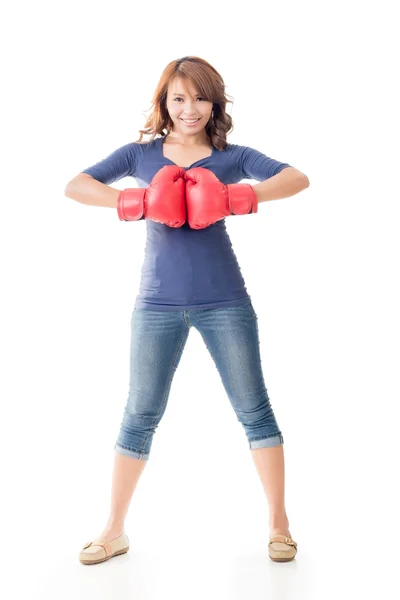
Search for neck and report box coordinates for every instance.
[166,130,210,146]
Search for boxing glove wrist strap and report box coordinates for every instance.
[227,184,258,215]
[117,188,146,221]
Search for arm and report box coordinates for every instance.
[252,167,310,204]
[65,167,186,227]
[64,142,140,208]
[64,174,120,209]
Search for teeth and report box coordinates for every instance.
[182,119,199,123]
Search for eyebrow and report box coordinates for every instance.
[172,93,201,96]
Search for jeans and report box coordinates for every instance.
[115,299,284,460]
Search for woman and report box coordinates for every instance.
[65,56,309,565]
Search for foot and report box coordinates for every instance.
[94,525,125,544]
[270,527,292,539]
[269,516,291,539]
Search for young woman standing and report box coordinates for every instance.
[65,55,309,565]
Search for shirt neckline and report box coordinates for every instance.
[159,135,215,170]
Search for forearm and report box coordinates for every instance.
[64,174,120,208]
[252,167,310,204]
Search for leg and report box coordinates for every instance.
[101,454,147,539]
[251,446,290,537]
[191,301,291,537]
[98,309,190,542]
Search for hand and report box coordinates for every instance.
[184,167,258,229]
[117,165,186,227]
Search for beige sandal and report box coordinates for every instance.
[79,532,130,565]
[268,534,298,562]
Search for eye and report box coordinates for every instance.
[173,97,205,102]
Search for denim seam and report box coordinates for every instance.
[248,432,283,442]
[116,442,148,457]
[139,321,190,455]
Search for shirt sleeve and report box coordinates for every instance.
[236,145,292,181]
[80,143,142,184]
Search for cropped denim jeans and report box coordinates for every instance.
[115,299,284,460]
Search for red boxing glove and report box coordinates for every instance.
[117,165,186,228]
[184,167,258,230]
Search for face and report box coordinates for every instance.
[165,76,213,135]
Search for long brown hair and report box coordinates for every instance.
[135,56,234,151]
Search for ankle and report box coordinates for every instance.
[105,518,125,532]
[269,513,289,530]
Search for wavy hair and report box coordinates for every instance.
[135,56,234,151]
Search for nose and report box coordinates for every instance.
[181,100,198,116]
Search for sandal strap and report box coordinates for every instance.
[82,540,112,556]
[269,535,297,548]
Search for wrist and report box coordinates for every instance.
[227,183,258,215]
[117,188,146,221]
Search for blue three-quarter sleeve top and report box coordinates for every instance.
[82,135,291,311]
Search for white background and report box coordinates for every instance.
[1,0,399,598]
